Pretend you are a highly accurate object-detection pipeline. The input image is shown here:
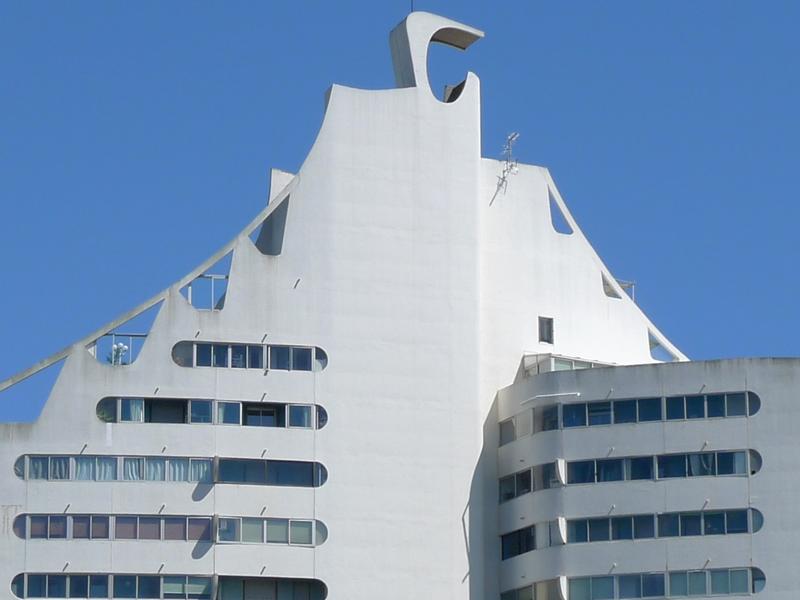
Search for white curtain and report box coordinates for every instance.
[190,459,212,483]
[123,458,142,480]
[29,457,48,480]
[75,457,95,480]
[145,458,166,481]
[169,458,189,482]
[96,457,117,481]
[121,398,144,422]
[50,457,70,480]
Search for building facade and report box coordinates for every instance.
[0,11,785,600]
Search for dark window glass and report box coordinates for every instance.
[519,526,536,554]
[658,454,686,479]
[658,514,680,537]
[113,576,136,599]
[613,400,637,424]
[591,576,614,600]
[217,402,240,425]
[611,516,633,540]
[540,463,558,489]
[187,577,212,599]
[748,392,761,416]
[138,577,160,599]
[28,575,46,598]
[541,405,559,431]
[218,458,267,484]
[717,451,746,475]
[69,576,89,599]
[499,475,516,502]
[189,517,213,541]
[666,396,685,420]
[248,345,264,369]
[289,405,313,428]
[30,516,48,539]
[642,574,665,598]
[596,459,624,482]
[115,516,137,539]
[50,456,70,480]
[72,516,90,539]
[539,316,554,343]
[501,531,519,560]
[270,346,291,370]
[231,345,247,368]
[687,453,715,477]
[588,518,610,541]
[726,510,749,533]
[164,517,187,540]
[89,575,108,599]
[633,515,655,539]
[628,457,654,480]
[686,395,705,418]
[568,519,588,543]
[139,517,161,540]
[12,515,26,539]
[212,344,228,367]
[637,398,661,421]
[162,576,186,600]
[515,470,532,496]
[726,393,747,416]
[48,575,67,598]
[562,404,587,427]
[91,516,109,539]
[49,515,67,538]
[291,347,313,371]
[11,574,24,598]
[618,575,640,599]
[588,402,612,426]
[568,460,595,484]
[704,512,725,535]
[317,406,328,429]
[195,343,212,367]
[267,460,314,486]
[680,513,702,536]
[706,394,725,418]
[190,400,212,424]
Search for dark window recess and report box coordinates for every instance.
[243,403,286,427]
[270,346,291,370]
[501,525,536,560]
[538,316,554,344]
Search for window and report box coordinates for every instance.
[145,458,166,481]
[113,576,136,599]
[266,519,289,543]
[123,458,143,481]
[717,451,747,475]
[686,395,705,419]
[212,345,228,368]
[627,457,654,480]
[288,405,313,428]
[241,518,264,543]
[687,453,715,477]
[115,516,137,540]
[726,510,748,534]
[703,512,725,535]
[658,455,686,479]
[499,419,515,446]
[218,518,240,542]
[633,515,655,539]
[48,516,67,539]
[139,517,161,540]
[538,317,554,344]
[563,404,587,427]
[568,461,595,484]
[50,457,70,480]
[89,576,108,599]
[291,347,312,371]
[706,394,725,418]
[680,513,701,536]
[666,396,685,420]
[138,577,160,600]
[618,574,641,599]
[613,400,637,424]
[658,514,679,537]
[92,516,109,539]
[596,459,623,482]
[72,516,90,539]
[195,344,212,367]
[568,520,588,543]
[588,402,612,426]
[270,346,291,370]
[501,526,535,560]
[69,576,88,599]
[231,345,247,368]
[637,398,661,421]
[499,475,516,502]
[217,402,240,425]
[248,345,263,369]
[588,518,610,542]
[244,403,284,427]
[190,459,212,483]
[726,393,747,416]
[121,398,144,422]
[642,574,664,597]
[190,401,212,424]
[188,518,212,542]
[612,516,633,540]
[164,517,187,541]
[516,470,532,496]
[47,576,67,598]
[30,516,47,539]
[539,405,559,431]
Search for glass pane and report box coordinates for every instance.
[219,458,266,484]
[562,403,587,427]
[212,344,229,367]
[30,516,48,538]
[710,570,730,594]
[270,345,291,370]
[188,517,212,541]
[691,572,709,596]
[190,459,212,483]
[569,578,591,600]
[703,512,725,535]
[658,514,679,537]
[499,419,516,446]
[596,459,623,482]
[515,470,532,495]
[642,574,665,597]
[139,517,161,540]
[11,574,24,598]
[669,572,688,597]
[218,517,240,542]
[186,577,212,600]
[588,518,610,541]
[716,452,740,475]
[687,453,715,477]
[196,343,212,366]
[500,475,516,501]
[29,456,49,479]
[541,405,559,430]
[164,517,187,540]
[730,570,749,594]
[613,400,637,424]
[190,400,212,423]
[611,516,633,540]
[242,517,264,543]
[49,515,67,538]
[291,347,313,371]
[568,461,595,484]
[266,518,290,543]
[123,457,143,480]
[50,456,70,480]
[726,393,747,417]
[591,576,614,600]
[113,575,137,599]
[587,402,612,426]
[666,396,685,420]
[72,515,90,539]
[69,576,89,599]
[568,520,588,543]
[658,455,686,479]
[75,457,96,481]
[169,458,190,481]
[91,516,109,539]
[120,398,144,422]
[706,394,725,418]
[48,575,67,598]
[618,575,641,599]
[680,513,701,536]
[12,516,25,539]
[162,576,186,600]
[28,575,46,598]
[290,520,314,545]
[289,405,313,428]
[89,575,108,599]
[266,460,314,486]
[145,458,166,481]
[231,344,247,368]
[637,398,662,421]
[138,577,160,599]
[686,395,705,418]
[628,457,654,480]
[726,510,748,534]
[115,516,137,539]
[248,345,264,369]
[96,457,117,481]
[218,402,241,425]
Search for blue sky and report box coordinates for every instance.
[1,1,798,420]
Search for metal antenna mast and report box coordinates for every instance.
[490,132,520,205]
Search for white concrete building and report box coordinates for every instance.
[0,11,783,600]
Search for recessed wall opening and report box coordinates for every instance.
[601,273,622,299]
[427,36,472,103]
[87,301,163,366]
[549,191,573,235]
[179,252,232,310]
[539,317,554,344]
[648,331,679,362]
[250,196,289,256]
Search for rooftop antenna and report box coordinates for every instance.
[490,132,520,205]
